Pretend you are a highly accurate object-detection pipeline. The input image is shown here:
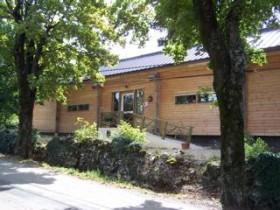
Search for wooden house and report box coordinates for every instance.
[33,29,280,139]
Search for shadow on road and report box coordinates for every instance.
[0,156,55,190]
[114,200,181,210]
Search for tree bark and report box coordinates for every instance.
[10,1,47,159]
[14,32,36,159]
[193,1,247,209]
[17,76,36,159]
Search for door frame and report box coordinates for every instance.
[121,91,135,113]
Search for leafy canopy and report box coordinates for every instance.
[0,0,152,102]
[152,0,280,63]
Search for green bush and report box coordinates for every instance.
[74,118,98,142]
[113,121,146,144]
[111,121,146,153]
[0,129,18,154]
[247,152,280,209]
[32,129,41,150]
[245,134,270,159]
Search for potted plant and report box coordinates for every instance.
[181,141,190,150]
[181,127,193,150]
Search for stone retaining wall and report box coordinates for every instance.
[41,137,205,192]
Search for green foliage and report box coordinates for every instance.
[245,134,270,159]
[46,136,78,167]
[32,129,41,150]
[0,65,18,124]
[0,0,152,157]
[153,0,280,64]
[0,1,152,103]
[0,129,18,154]
[113,121,147,144]
[111,121,146,153]
[42,163,133,188]
[74,118,98,142]
[247,152,280,209]
[165,156,177,165]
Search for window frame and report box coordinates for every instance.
[67,104,89,112]
[175,94,197,105]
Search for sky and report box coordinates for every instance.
[110,29,165,59]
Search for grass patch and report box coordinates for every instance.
[40,162,133,188]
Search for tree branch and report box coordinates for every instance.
[12,0,23,22]
[193,0,230,83]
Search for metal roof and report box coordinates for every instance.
[100,29,280,76]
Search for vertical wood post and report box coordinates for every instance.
[98,112,102,127]
[119,111,124,123]
[161,121,168,139]
[141,115,146,131]
[187,126,193,144]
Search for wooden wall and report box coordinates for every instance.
[58,82,98,133]
[33,100,57,132]
[102,70,159,118]
[159,63,220,135]
[247,51,280,136]
[33,50,280,136]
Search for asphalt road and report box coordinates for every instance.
[0,156,218,210]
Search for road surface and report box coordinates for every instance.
[0,156,219,210]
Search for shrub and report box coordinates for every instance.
[245,134,270,159]
[32,129,41,150]
[247,152,280,209]
[111,121,146,153]
[0,129,18,154]
[74,118,98,142]
[45,136,78,167]
[113,121,146,144]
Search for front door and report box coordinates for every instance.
[121,92,134,113]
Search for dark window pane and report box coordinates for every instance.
[68,104,89,112]
[122,93,134,112]
[78,104,89,111]
[113,92,120,111]
[68,105,78,112]
[175,95,196,104]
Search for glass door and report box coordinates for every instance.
[121,92,134,113]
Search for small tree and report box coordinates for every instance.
[0,0,152,158]
[153,0,280,209]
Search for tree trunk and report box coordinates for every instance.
[14,32,36,159]
[17,77,35,159]
[215,68,246,210]
[193,1,247,209]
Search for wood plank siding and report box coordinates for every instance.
[33,100,57,132]
[247,51,280,136]
[58,82,98,133]
[33,51,280,136]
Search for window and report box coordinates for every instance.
[78,104,89,111]
[112,89,144,115]
[175,94,196,104]
[68,104,89,112]
[112,92,120,111]
[198,92,217,103]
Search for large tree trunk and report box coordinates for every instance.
[17,76,36,159]
[193,1,247,209]
[14,32,36,159]
[215,64,246,210]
